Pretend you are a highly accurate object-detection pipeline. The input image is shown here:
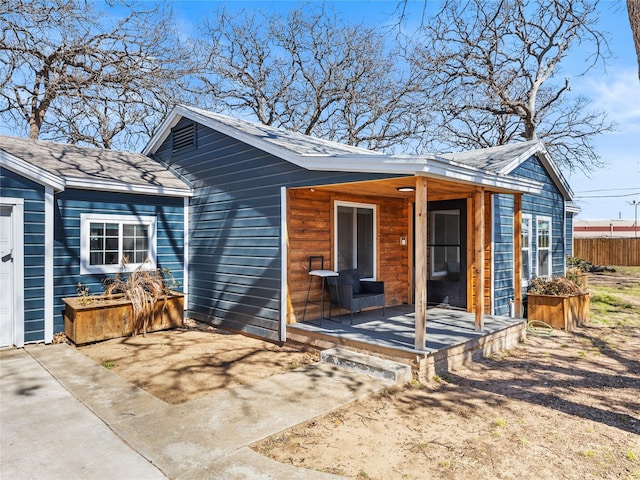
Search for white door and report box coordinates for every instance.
[0,206,13,346]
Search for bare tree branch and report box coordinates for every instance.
[408,0,614,173]
[629,0,640,80]
[196,5,430,152]
[0,0,195,149]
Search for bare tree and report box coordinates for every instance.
[629,0,640,80]
[197,6,429,151]
[409,0,614,172]
[0,0,193,149]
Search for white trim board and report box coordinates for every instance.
[0,198,25,347]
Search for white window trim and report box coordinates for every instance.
[536,215,552,278]
[80,213,157,275]
[521,213,532,287]
[333,200,377,279]
[429,209,460,277]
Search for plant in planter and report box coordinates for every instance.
[63,263,184,345]
[526,275,590,331]
[102,264,180,336]
[566,256,591,290]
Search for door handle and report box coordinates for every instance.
[1,249,12,262]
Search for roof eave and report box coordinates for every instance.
[566,202,581,214]
[498,140,574,200]
[143,107,542,195]
[66,177,193,197]
[143,105,184,156]
[300,155,543,194]
[143,105,384,162]
[536,148,574,200]
[0,149,66,191]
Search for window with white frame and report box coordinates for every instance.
[80,214,157,275]
[536,216,552,278]
[334,202,376,279]
[521,214,532,286]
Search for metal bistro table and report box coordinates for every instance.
[303,256,338,322]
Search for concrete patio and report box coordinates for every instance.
[287,305,527,381]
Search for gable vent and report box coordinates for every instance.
[172,123,195,153]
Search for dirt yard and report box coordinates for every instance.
[251,268,640,479]
[77,269,640,479]
[78,320,319,404]
[254,325,639,479]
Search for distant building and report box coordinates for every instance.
[574,219,639,238]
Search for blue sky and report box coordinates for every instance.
[172,0,640,221]
[6,1,637,219]
[563,2,640,221]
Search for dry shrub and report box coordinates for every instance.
[527,275,584,296]
[103,262,176,336]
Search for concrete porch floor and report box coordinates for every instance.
[287,305,527,381]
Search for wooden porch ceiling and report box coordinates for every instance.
[297,176,490,200]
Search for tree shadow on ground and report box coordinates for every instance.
[398,325,640,435]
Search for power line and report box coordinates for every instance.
[574,187,640,193]
[575,192,640,198]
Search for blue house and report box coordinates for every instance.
[441,143,578,315]
[145,106,576,349]
[1,106,577,352]
[0,136,190,347]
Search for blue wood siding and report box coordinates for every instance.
[566,212,574,257]
[514,156,566,277]
[492,156,569,315]
[152,119,394,341]
[1,167,46,342]
[493,194,514,316]
[53,190,184,335]
[504,155,567,309]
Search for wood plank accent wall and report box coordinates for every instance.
[513,194,523,317]
[467,193,493,316]
[574,238,640,266]
[287,188,409,323]
[484,192,493,315]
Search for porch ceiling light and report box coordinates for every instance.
[396,186,415,192]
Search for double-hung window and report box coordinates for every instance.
[334,202,376,279]
[80,214,157,274]
[521,214,532,286]
[536,216,552,277]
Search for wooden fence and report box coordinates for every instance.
[574,238,640,266]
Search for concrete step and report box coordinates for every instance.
[320,347,412,384]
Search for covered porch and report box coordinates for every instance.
[285,171,535,342]
[287,305,526,381]
[284,153,542,372]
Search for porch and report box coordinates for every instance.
[287,305,526,382]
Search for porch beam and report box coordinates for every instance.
[414,176,428,350]
[513,194,523,318]
[473,188,485,331]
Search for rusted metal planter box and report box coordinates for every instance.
[62,292,184,345]
[526,292,590,331]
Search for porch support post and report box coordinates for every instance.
[513,194,523,318]
[414,176,428,350]
[473,188,485,331]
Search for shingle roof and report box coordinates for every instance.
[441,140,542,173]
[0,135,190,194]
[144,106,548,196]
[178,106,383,157]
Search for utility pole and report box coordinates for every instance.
[629,200,639,239]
